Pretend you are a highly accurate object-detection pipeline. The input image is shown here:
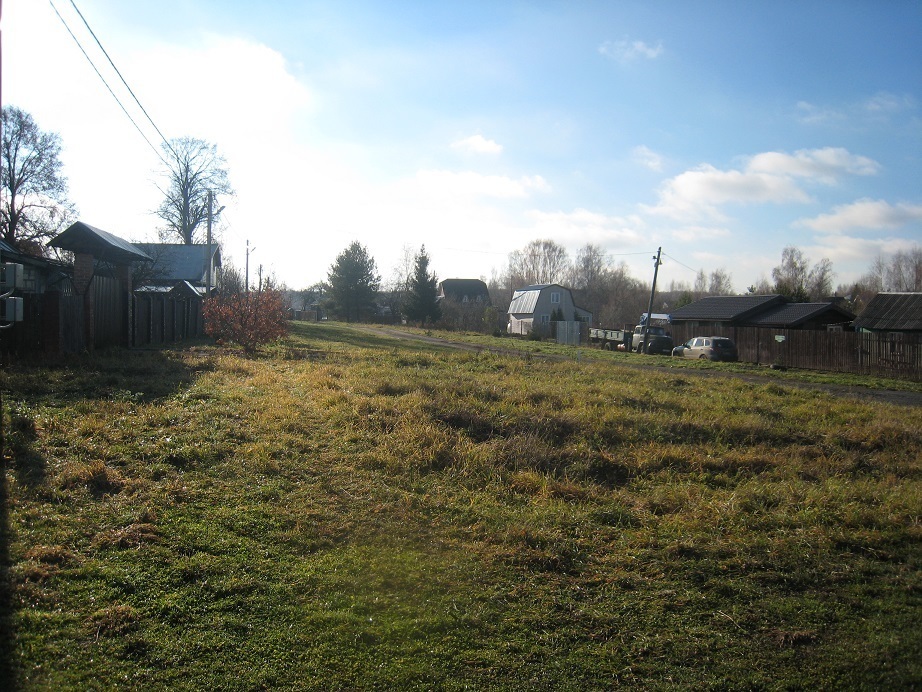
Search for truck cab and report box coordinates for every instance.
[631,325,674,355]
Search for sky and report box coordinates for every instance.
[3,0,921,294]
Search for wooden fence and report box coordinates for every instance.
[666,324,922,381]
[3,278,205,356]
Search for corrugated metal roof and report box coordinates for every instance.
[135,244,220,284]
[508,288,541,315]
[49,222,152,262]
[853,293,922,331]
[669,294,785,322]
[747,302,855,327]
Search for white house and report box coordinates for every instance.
[506,284,592,335]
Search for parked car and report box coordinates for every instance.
[672,336,738,361]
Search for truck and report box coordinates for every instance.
[588,324,674,355]
[629,324,674,355]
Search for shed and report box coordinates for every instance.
[853,293,922,333]
[669,294,786,331]
[745,301,855,330]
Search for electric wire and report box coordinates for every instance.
[662,252,700,275]
[48,0,170,167]
[66,0,177,161]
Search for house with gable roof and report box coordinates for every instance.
[134,242,221,294]
[853,293,922,334]
[506,283,592,336]
[669,294,854,333]
[438,278,491,306]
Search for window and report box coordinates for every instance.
[541,314,550,324]
[550,291,561,304]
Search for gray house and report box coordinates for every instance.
[507,283,591,336]
[134,243,222,294]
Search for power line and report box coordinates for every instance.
[65,0,177,160]
[662,252,700,275]
[48,0,169,166]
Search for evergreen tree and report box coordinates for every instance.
[326,241,380,322]
[403,245,442,326]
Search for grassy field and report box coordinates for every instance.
[1,321,920,690]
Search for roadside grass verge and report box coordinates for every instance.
[1,320,920,689]
[384,325,922,392]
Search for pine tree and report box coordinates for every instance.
[403,246,442,326]
[326,241,380,322]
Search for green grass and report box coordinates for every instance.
[386,325,922,392]
[2,320,920,689]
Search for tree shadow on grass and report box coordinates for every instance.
[0,454,19,689]
[5,347,204,407]
[0,347,203,688]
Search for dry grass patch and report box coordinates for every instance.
[2,321,920,690]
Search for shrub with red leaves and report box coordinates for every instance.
[203,287,289,353]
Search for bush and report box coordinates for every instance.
[203,287,289,353]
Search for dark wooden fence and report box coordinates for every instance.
[133,293,204,347]
[4,279,205,356]
[666,324,922,381]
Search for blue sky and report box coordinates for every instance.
[4,0,921,292]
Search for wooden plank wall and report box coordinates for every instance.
[665,324,922,381]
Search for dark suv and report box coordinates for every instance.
[672,336,738,361]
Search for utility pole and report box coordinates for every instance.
[206,191,213,297]
[641,247,662,354]
[245,240,256,293]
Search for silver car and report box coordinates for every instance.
[672,336,738,361]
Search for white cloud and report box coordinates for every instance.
[451,134,503,155]
[795,101,844,124]
[797,93,916,126]
[599,38,663,62]
[864,91,915,114]
[644,164,811,220]
[747,147,880,182]
[644,147,880,220]
[796,199,922,232]
[632,145,664,172]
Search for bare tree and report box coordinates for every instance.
[155,137,233,244]
[1,106,76,254]
[770,246,833,301]
[887,247,922,291]
[693,269,708,298]
[507,239,570,287]
[569,244,612,324]
[569,244,608,290]
[860,256,887,293]
[382,244,415,318]
[807,257,834,299]
[771,246,811,301]
[708,268,734,295]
